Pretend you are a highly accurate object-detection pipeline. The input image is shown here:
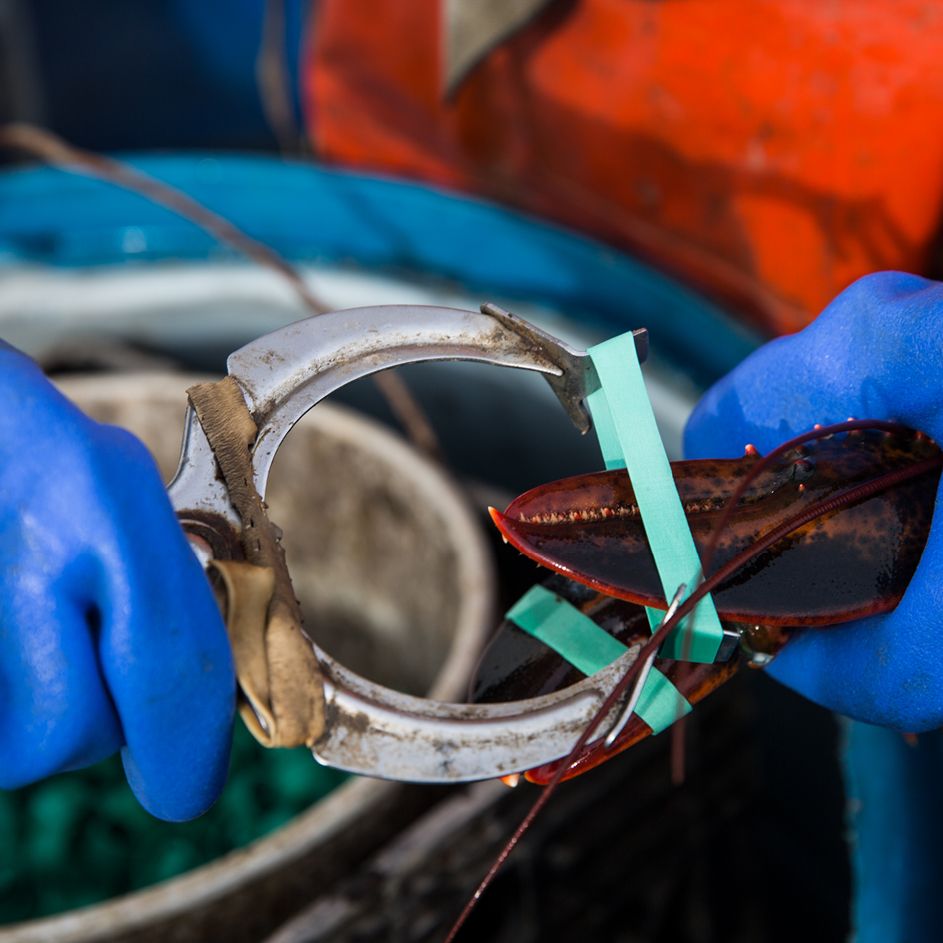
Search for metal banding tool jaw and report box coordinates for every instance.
[167,303,665,783]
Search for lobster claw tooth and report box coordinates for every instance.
[489,477,665,607]
[488,508,510,544]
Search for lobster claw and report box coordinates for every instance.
[489,475,667,610]
[490,427,941,628]
[479,427,942,781]
[470,571,740,784]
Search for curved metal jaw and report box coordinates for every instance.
[318,649,639,781]
[167,302,649,782]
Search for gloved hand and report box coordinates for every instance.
[0,344,234,820]
[685,271,943,733]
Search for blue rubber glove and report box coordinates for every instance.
[685,271,943,733]
[0,344,235,820]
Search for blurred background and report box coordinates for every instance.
[3,1,943,940]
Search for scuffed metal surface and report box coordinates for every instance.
[168,302,651,783]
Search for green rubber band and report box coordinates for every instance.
[506,585,690,734]
[500,329,724,737]
[635,667,692,733]
[506,585,625,676]
[586,333,724,664]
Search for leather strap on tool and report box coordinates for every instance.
[187,377,326,748]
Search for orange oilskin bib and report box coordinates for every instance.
[304,0,943,336]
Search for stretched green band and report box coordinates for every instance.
[506,584,625,676]
[586,333,724,663]
[506,585,690,734]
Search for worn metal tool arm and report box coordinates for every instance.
[231,303,599,495]
[168,303,651,782]
[168,304,601,521]
[316,649,638,781]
